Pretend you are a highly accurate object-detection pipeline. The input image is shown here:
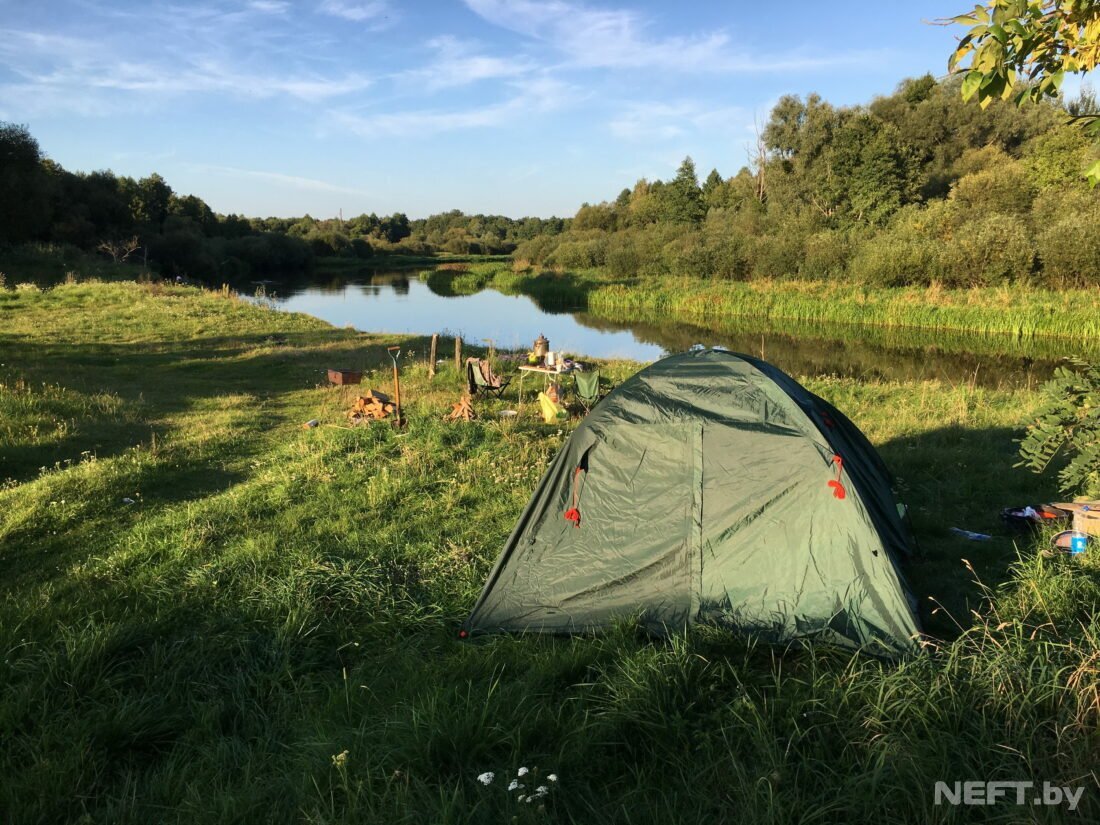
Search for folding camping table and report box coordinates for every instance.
[517,364,566,406]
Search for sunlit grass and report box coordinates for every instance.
[1,279,1096,822]
[441,263,1100,343]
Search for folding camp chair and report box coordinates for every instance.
[465,357,511,398]
[572,368,602,413]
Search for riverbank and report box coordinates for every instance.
[438,263,1100,342]
[2,279,1097,822]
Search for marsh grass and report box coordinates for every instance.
[442,264,1100,344]
[1,280,1097,822]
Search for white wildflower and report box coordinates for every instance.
[517,767,529,777]
[516,794,526,803]
[476,772,495,785]
[508,779,523,791]
[547,773,558,782]
[536,785,549,794]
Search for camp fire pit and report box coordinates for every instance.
[328,368,362,385]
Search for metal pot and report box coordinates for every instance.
[534,334,549,359]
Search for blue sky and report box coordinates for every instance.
[0,1,999,218]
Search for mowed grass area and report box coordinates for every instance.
[1,280,1098,823]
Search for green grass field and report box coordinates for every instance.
[1,280,1097,823]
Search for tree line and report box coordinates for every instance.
[515,75,1100,288]
[0,122,566,280]
[4,72,1098,286]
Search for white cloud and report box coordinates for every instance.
[463,0,874,73]
[317,0,392,25]
[608,101,753,141]
[400,35,534,91]
[332,76,578,137]
[197,163,363,195]
[248,0,289,12]
[0,28,373,115]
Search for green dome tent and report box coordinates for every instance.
[463,349,922,656]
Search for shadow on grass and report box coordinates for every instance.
[880,423,1061,640]
[0,329,460,484]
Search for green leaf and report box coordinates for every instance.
[980,72,1006,103]
[961,70,984,102]
[1086,158,1100,188]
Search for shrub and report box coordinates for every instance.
[848,232,945,286]
[706,234,750,280]
[951,144,1012,178]
[749,232,805,280]
[660,231,710,278]
[700,209,752,280]
[1022,125,1093,190]
[348,238,373,259]
[544,237,607,270]
[148,228,216,277]
[941,214,1034,286]
[225,232,313,273]
[513,235,559,266]
[1029,185,1100,231]
[799,230,854,280]
[950,162,1035,216]
[1036,210,1100,287]
[307,231,350,257]
[890,199,961,241]
[605,236,640,278]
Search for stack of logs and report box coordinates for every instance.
[348,390,396,423]
[445,395,476,421]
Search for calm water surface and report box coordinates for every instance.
[264,271,1076,388]
[272,273,663,359]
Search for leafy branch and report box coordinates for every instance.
[1018,357,1100,496]
[947,0,1100,185]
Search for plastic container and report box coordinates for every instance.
[1070,533,1088,555]
[1052,530,1089,555]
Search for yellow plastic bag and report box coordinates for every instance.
[537,391,567,424]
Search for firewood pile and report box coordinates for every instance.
[445,395,477,422]
[348,390,396,423]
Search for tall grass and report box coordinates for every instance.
[0,279,1097,822]
[436,264,1100,342]
[585,277,1100,340]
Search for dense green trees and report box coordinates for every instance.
[6,66,1097,287]
[0,124,318,279]
[0,124,51,243]
[0,122,567,280]
[516,74,1100,288]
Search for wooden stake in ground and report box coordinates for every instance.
[387,346,404,425]
[445,395,477,422]
[428,333,439,379]
[454,336,462,372]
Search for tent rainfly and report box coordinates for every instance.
[463,349,922,656]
